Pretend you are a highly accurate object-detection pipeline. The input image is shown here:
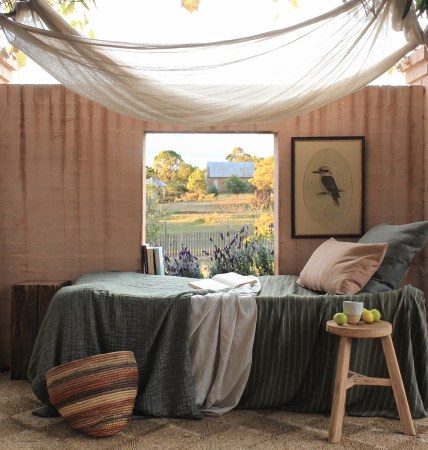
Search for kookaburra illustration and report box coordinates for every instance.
[312,166,340,207]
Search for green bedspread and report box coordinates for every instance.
[239,275,428,419]
[28,272,203,419]
[28,272,428,419]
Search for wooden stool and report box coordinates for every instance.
[326,320,416,444]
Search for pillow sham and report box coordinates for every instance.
[358,221,428,290]
[296,238,388,295]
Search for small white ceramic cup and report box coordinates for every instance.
[343,301,364,325]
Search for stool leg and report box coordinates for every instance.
[329,336,352,444]
[381,335,416,436]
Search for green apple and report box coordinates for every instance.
[370,309,381,321]
[333,312,348,325]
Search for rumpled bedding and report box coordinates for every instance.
[239,276,428,419]
[190,284,258,414]
[28,272,428,419]
[28,272,203,419]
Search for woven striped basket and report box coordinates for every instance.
[46,351,138,437]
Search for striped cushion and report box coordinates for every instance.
[46,351,138,437]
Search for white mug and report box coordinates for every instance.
[343,301,364,325]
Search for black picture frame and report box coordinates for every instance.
[291,136,365,239]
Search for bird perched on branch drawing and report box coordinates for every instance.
[312,166,341,207]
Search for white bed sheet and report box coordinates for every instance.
[189,283,259,415]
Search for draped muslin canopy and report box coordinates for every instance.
[0,0,426,126]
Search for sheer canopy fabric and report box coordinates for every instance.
[0,0,425,126]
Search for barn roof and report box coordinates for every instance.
[146,176,167,187]
[207,161,254,178]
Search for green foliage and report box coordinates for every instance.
[226,175,252,195]
[167,162,191,193]
[187,168,207,193]
[178,162,195,180]
[145,184,170,243]
[250,156,274,192]
[164,246,202,278]
[225,147,253,162]
[146,165,156,179]
[251,236,275,276]
[153,150,183,184]
[203,226,274,277]
[403,0,428,18]
[207,184,219,196]
[254,213,274,239]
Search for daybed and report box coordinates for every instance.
[28,271,428,420]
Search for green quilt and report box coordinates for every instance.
[239,275,428,419]
[28,271,203,419]
[28,272,428,419]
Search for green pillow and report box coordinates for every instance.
[358,221,428,291]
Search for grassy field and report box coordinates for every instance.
[161,193,267,234]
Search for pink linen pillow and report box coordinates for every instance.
[296,238,388,295]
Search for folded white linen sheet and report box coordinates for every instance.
[189,284,259,415]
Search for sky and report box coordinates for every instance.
[145,133,274,168]
[7,0,407,167]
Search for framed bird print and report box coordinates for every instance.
[291,136,365,239]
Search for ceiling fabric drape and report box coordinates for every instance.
[0,0,425,126]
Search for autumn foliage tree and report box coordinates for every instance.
[151,150,200,195]
[250,156,274,193]
[153,150,184,184]
[250,156,274,207]
[225,147,253,162]
[186,168,207,193]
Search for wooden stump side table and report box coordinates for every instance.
[10,280,71,380]
[326,319,416,444]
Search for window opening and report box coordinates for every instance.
[144,132,275,277]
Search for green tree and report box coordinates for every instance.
[174,162,195,192]
[145,165,156,179]
[52,0,97,36]
[403,1,428,18]
[225,147,253,162]
[187,168,207,193]
[153,150,183,184]
[226,175,252,194]
[250,156,274,192]
[145,184,170,243]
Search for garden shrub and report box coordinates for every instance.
[254,213,274,239]
[207,185,219,196]
[203,226,274,277]
[251,236,275,276]
[225,176,252,195]
[145,184,170,243]
[164,246,202,278]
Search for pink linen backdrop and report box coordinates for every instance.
[0,84,426,369]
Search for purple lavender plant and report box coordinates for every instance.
[164,245,202,278]
[203,226,274,277]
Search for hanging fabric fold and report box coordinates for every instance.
[0,0,425,126]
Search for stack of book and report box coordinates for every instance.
[141,245,165,275]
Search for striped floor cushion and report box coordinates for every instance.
[46,351,138,437]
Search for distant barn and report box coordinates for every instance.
[206,161,255,193]
[146,176,168,198]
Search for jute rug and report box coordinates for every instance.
[1,372,427,449]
